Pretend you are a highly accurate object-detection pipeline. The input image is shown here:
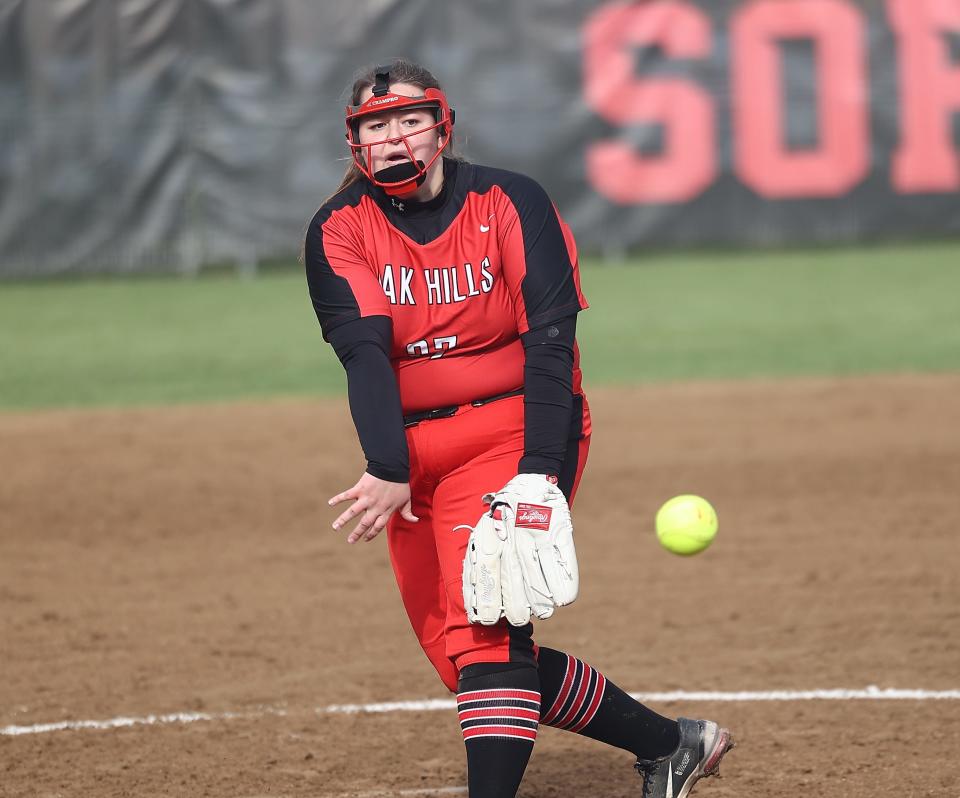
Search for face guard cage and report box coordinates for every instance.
[345,79,455,197]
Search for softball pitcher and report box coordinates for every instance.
[304,59,734,798]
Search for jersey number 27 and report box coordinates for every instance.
[406,335,458,359]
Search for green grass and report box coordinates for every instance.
[577,242,960,385]
[2,242,959,410]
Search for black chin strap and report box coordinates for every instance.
[373,160,428,195]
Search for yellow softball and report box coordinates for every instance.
[655,495,718,556]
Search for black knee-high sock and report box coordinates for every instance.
[537,647,679,760]
[457,663,540,798]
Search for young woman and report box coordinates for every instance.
[304,59,734,798]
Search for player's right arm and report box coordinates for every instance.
[303,206,417,542]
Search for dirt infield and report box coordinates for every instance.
[2,374,959,798]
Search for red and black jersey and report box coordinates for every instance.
[305,159,588,414]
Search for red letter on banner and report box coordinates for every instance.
[888,0,960,193]
[583,1,715,204]
[731,0,868,197]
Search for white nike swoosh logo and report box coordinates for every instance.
[480,224,490,233]
[666,769,674,798]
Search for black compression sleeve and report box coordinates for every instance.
[326,316,410,483]
[518,315,577,477]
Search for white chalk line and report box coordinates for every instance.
[323,686,960,714]
[322,790,468,798]
[1,707,287,737]
[4,686,959,736]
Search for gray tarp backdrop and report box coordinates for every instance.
[1,0,958,277]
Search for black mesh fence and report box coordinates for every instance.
[1,0,958,277]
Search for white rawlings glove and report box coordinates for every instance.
[460,474,579,627]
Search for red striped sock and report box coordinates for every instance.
[457,687,541,743]
[540,653,606,731]
[538,647,679,759]
[456,665,540,798]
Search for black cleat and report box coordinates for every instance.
[635,717,735,798]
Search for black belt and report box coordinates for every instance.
[403,388,523,428]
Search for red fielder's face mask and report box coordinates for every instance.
[345,71,455,197]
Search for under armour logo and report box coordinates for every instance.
[391,197,405,212]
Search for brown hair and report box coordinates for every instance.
[301,59,461,263]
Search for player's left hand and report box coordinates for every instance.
[461,473,579,626]
[328,472,418,544]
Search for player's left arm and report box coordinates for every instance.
[519,314,577,478]
[462,178,587,626]
[497,174,588,483]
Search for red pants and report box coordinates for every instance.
[387,393,590,692]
